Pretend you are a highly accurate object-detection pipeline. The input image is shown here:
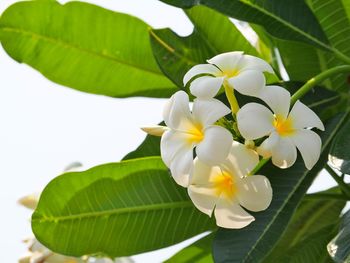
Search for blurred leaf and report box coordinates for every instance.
[32,157,215,257]
[0,1,177,98]
[165,233,214,263]
[122,134,161,160]
[264,186,346,262]
[158,0,342,55]
[150,6,259,87]
[213,112,349,263]
[329,118,350,174]
[275,224,338,263]
[328,210,350,263]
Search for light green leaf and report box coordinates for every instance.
[264,186,346,262]
[328,210,350,263]
[165,233,214,263]
[150,5,259,87]
[0,1,177,98]
[213,112,349,263]
[329,119,350,174]
[32,157,215,257]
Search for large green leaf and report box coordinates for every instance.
[0,1,177,98]
[32,157,215,257]
[329,118,350,174]
[275,224,338,263]
[264,187,346,262]
[277,0,350,92]
[213,112,349,263]
[165,233,214,263]
[150,5,259,87]
[328,210,350,263]
[157,0,350,62]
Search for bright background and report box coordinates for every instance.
[0,0,343,262]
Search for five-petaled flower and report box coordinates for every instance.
[161,91,233,187]
[183,51,274,99]
[188,142,272,229]
[237,85,325,170]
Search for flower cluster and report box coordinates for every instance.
[143,51,324,229]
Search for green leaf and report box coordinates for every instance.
[32,157,215,257]
[150,5,259,87]
[329,118,350,174]
[122,134,161,160]
[165,233,214,263]
[277,0,350,92]
[212,112,349,263]
[328,210,350,263]
[0,1,177,98]
[264,186,346,262]
[275,224,338,263]
[157,0,350,60]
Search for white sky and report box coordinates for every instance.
[0,0,345,262]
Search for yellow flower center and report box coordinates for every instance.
[219,68,240,78]
[186,122,204,144]
[212,170,237,199]
[273,115,294,136]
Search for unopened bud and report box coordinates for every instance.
[141,126,168,136]
[18,194,39,210]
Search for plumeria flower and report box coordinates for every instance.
[237,85,325,170]
[183,51,274,99]
[161,91,233,187]
[188,142,272,229]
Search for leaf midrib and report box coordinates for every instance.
[1,27,165,77]
[243,111,349,262]
[33,200,193,223]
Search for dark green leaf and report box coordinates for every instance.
[158,0,342,55]
[264,186,346,262]
[150,5,259,87]
[32,157,215,257]
[0,1,177,98]
[213,112,349,263]
[329,118,350,174]
[165,233,214,263]
[122,134,161,160]
[328,210,350,263]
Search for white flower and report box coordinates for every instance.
[183,51,274,99]
[237,85,325,169]
[188,142,272,229]
[161,91,233,187]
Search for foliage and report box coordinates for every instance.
[1,0,350,262]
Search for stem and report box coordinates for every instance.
[224,83,240,116]
[325,164,350,198]
[291,65,350,104]
[249,157,270,176]
[304,192,349,200]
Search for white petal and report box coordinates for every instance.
[270,136,297,169]
[238,54,274,73]
[196,126,233,165]
[192,98,230,126]
[170,147,194,187]
[188,185,217,216]
[290,129,322,170]
[259,86,291,119]
[257,132,280,159]
[163,91,192,130]
[190,76,224,98]
[237,175,272,212]
[183,64,221,85]
[207,51,244,72]
[223,141,259,178]
[227,70,265,97]
[289,100,325,131]
[160,130,192,167]
[237,103,274,140]
[214,199,255,229]
[141,125,168,136]
[191,158,218,185]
